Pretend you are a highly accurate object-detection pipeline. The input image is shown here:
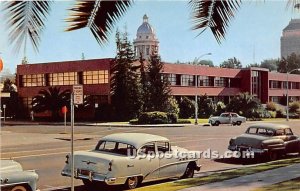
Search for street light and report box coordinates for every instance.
[286,68,300,121]
[194,53,212,125]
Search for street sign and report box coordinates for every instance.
[73,85,83,105]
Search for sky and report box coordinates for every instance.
[1,0,300,75]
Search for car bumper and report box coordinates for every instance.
[228,145,268,154]
[61,169,125,185]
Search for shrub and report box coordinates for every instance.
[276,109,285,118]
[289,101,300,113]
[268,111,277,118]
[138,111,168,124]
[177,119,192,124]
[129,119,139,125]
[167,112,178,123]
[266,102,277,111]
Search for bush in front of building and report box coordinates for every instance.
[268,111,277,118]
[266,102,277,111]
[177,119,192,124]
[138,111,169,124]
[289,101,300,114]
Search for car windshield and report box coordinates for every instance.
[95,141,136,156]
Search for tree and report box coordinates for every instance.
[198,94,216,118]
[110,30,141,121]
[278,53,300,74]
[246,63,260,68]
[139,52,149,112]
[31,87,71,121]
[179,97,195,118]
[1,78,19,119]
[226,92,262,118]
[260,59,279,71]
[220,57,242,69]
[146,54,172,112]
[188,58,214,67]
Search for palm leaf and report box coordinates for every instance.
[189,0,241,43]
[2,1,52,54]
[66,0,132,45]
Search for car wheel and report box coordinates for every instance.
[269,151,278,161]
[215,121,220,126]
[181,164,195,179]
[126,176,139,189]
[11,185,27,191]
[236,121,242,126]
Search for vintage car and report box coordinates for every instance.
[61,133,201,189]
[228,123,300,160]
[0,159,39,191]
[209,112,246,126]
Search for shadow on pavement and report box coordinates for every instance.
[214,154,299,165]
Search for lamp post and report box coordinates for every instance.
[286,68,300,121]
[194,53,212,125]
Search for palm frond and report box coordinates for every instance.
[66,0,132,45]
[189,0,241,43]
[287,0,300,10]
[2,1,52,54]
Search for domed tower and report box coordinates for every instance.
[133,14,159,59]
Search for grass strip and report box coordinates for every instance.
[253,177,300,191]
[133,157,300,191]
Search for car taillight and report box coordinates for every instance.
[108,161,112,171]
[65,155,69,164]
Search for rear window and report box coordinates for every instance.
[95,141,136,156]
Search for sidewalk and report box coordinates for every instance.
[180,163,300,191]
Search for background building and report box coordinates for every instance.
[281,19,300,58]
[133,15,159,59]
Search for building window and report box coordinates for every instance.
[181,75,194,86]
[22,97,33,109]
[251,71,261,97]
[146,47,150,55]
[214,77,228,87]
[199,76,214,87]
[22,74,45,87]
[166,74,176,85]
[49,72,77,86]
[146,36,149,39]
[269,81,280,89]
[83,70,109,84]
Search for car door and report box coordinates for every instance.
[137,142,159,181]
[284,128,300,153]
[220,113,230,124]
[157,142,179,178]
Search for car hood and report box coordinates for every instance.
[235,134,270,148]
[0,160,23,173]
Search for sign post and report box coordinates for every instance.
[62,106,68,133]
[3,104,6,123]
[71,85,83,191]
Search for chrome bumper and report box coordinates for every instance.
[61,169,123,185]
[228,145,268,154]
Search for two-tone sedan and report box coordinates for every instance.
[61,133,201,189]
[228,123,300,160]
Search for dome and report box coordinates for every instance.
[137,14,155,35]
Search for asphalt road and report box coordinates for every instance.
[1,121,300,191]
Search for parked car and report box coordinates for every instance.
[209,112,246,126]
[0,159,39,191]
[61,133,201,189]
[228,123,300,160]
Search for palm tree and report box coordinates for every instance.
[2,0,298,53]
[32,87,71,121]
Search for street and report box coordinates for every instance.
[1,121,300,191]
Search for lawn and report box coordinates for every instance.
[253,177,300,191]
[133,157,300,191]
